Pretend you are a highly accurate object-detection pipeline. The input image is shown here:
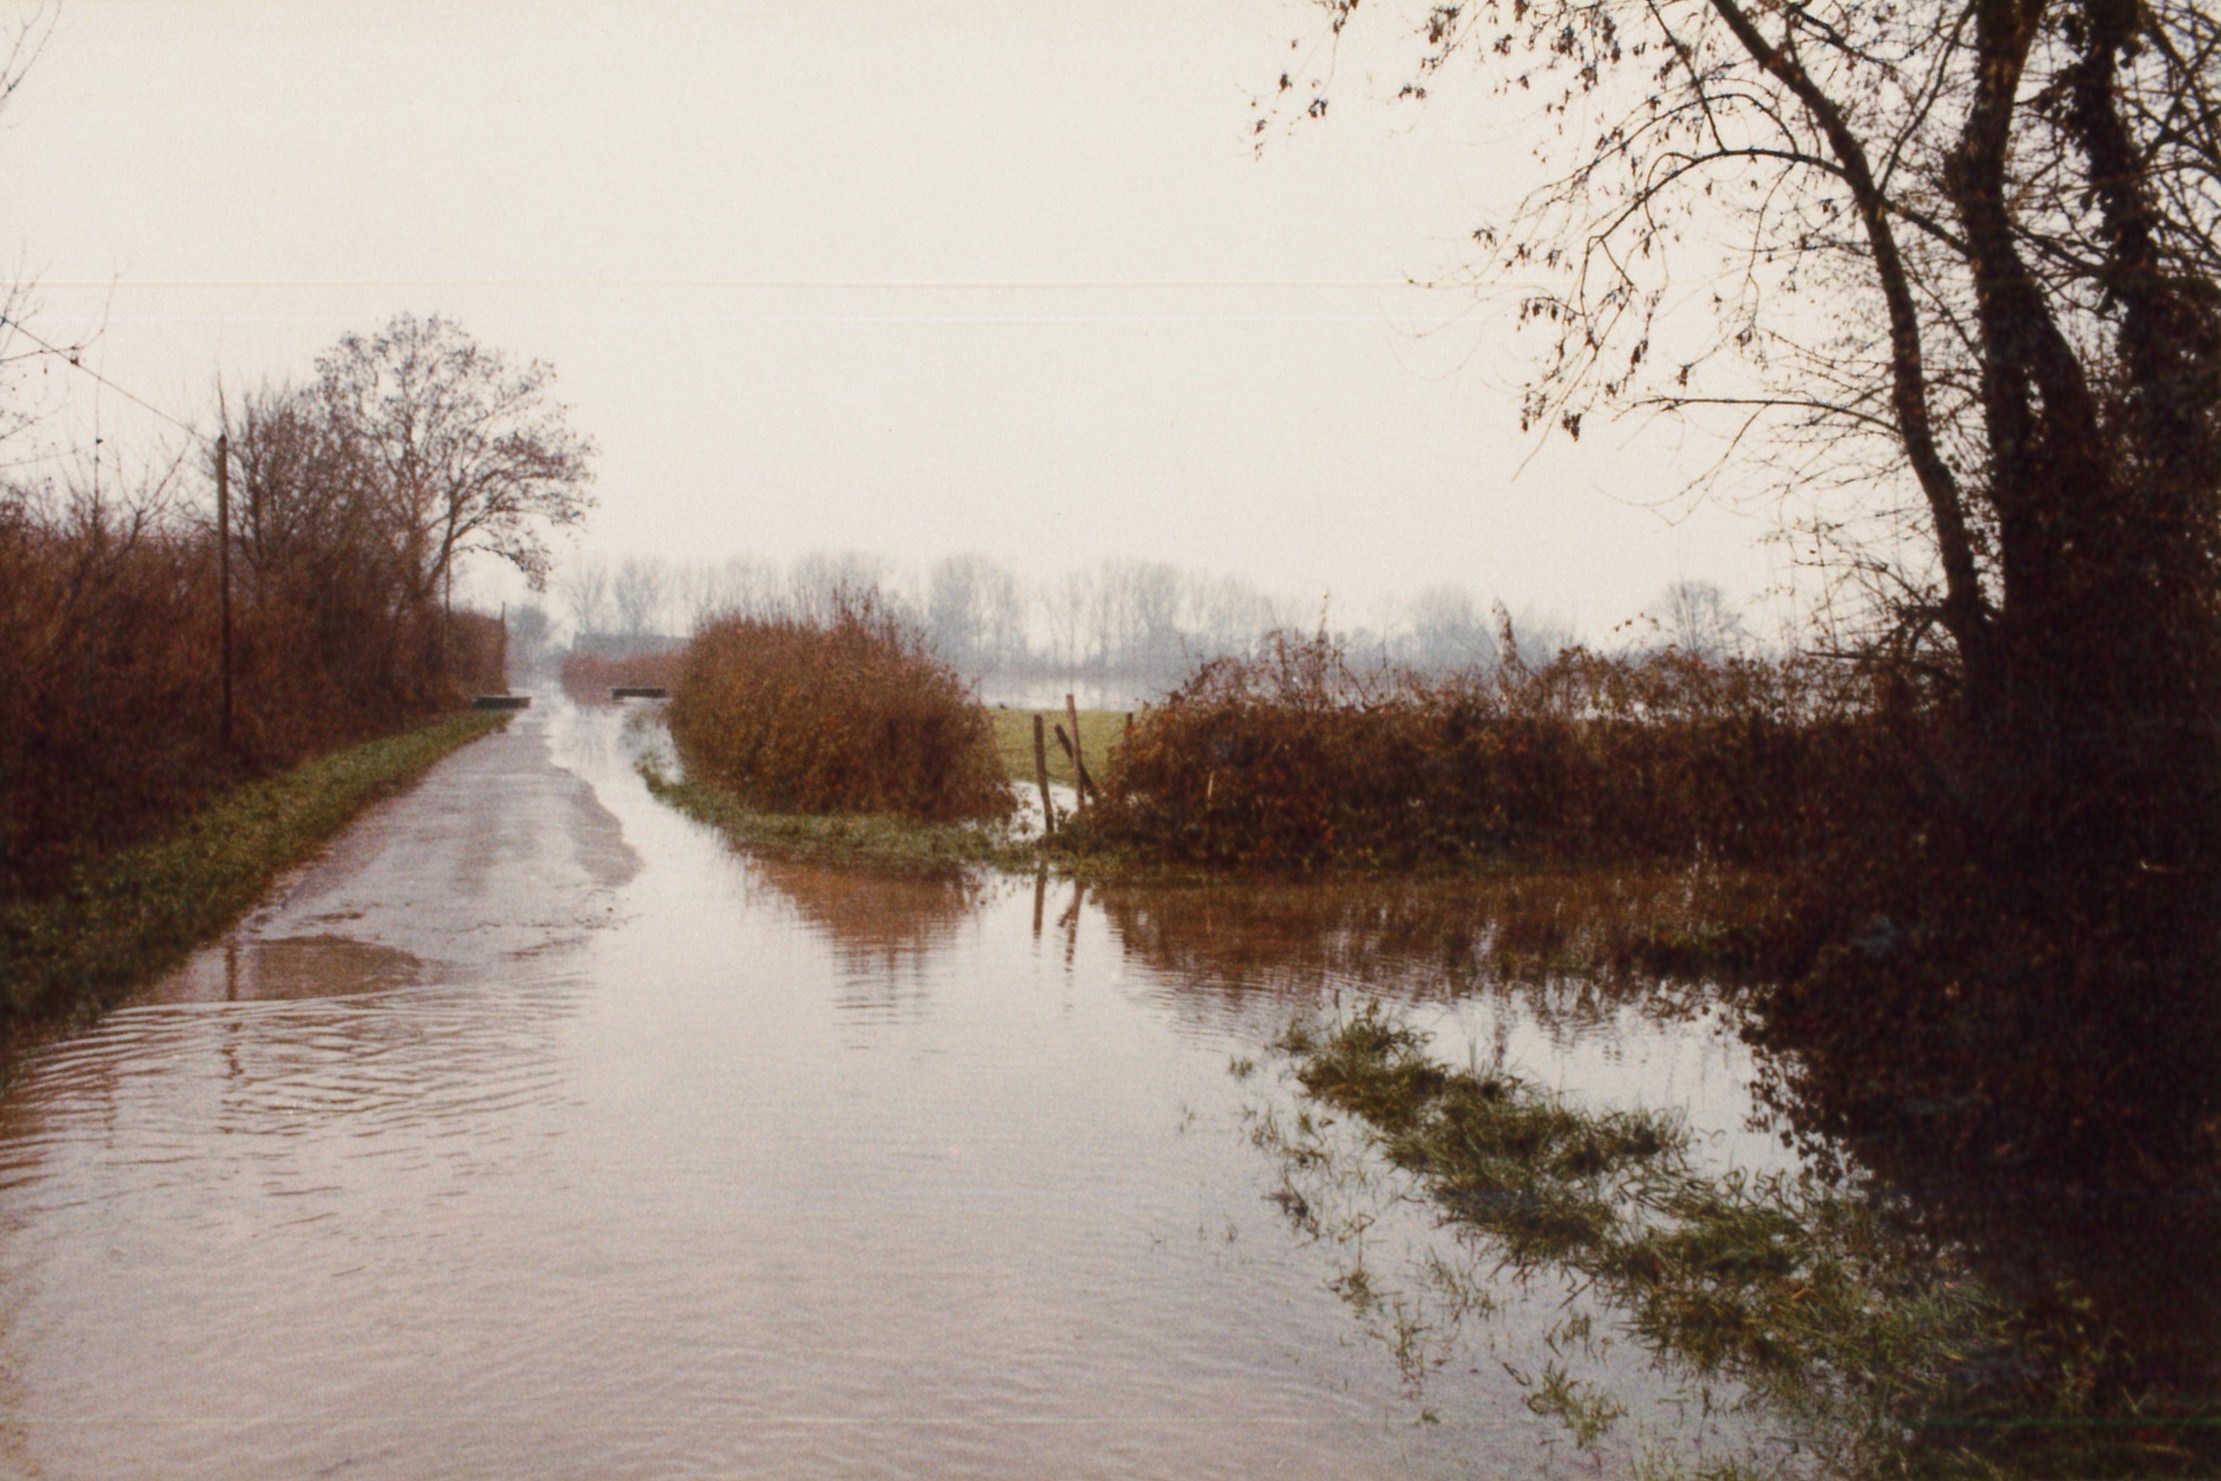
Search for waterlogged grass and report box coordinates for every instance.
[989,706,1128,790]
[640,759,1038,874]
[0,712,506,1038]
[1265,1010,2211,1479]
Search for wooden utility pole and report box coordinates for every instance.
[216,432,233,749]
[440,553,453,678]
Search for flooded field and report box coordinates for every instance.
[0,697,1806,1479]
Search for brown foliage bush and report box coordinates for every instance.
[0,485,497,896]
[1076,630,1910,870]
[668,602,1012,823]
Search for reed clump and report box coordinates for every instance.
[1074,630,1903,871]
[667,599,1013,824]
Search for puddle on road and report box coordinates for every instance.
[0,697,1794,1480]
[146,935,430,1004]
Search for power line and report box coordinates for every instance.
[34,276,1421,291]
[0,312,206,441]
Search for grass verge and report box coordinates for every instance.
[640,759,1038,874]
[0,711,506,1040]
[643,759,1234,886]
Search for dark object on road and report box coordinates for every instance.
[473,695,531,711]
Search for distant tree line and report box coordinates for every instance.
[549,549,1750,688]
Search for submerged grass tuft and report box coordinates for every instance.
[0,712,504,1040]
[1266,1006,2211,1478]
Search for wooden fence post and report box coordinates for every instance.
[1033,712,1056,836]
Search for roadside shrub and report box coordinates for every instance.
[668,600,1012,824]
[0,482,497,897]
[1,318,589,902]
[1074,630,1906,870]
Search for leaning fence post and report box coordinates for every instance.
[1065,693,1093,805]
[1033,713,1057,837]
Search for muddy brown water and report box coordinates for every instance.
[0,697,1796,1479]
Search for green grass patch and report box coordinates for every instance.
[641,759,1039,874]
[990,706,1129,790]
[644,749,1223,886]
[0,712,505,1039]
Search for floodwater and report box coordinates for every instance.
[0,696,1797,1479]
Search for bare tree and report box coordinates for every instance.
[1040,566,1095,672]
[557,555,612,642]
[1183,571,1279,658]
[713,554,782,620]
[316,313,596,603]
[1112,558,1187,676]
[667,561,724,634]
[1064,557,1193,677]
[1406,584,1500,673]
[222,382,370,582]
[787,549,892,623]
[925,553,1025,673]
[0,4,50,113]
[1652,580,1750,661]
[0,7,60,453]
[1273,0,2221,933]
[506,601,554,670]
[925,553,987,669]
[612,554,670,640]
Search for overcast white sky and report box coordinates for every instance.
[0,0,1793,636]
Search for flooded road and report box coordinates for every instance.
[0,698,1790,1479]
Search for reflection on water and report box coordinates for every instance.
[1093,869,1776,1030]
[1084,874,1788,1181]
[745,853,999,974]
[1751,1029,2221,1436]
[0,695,2025,1479]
